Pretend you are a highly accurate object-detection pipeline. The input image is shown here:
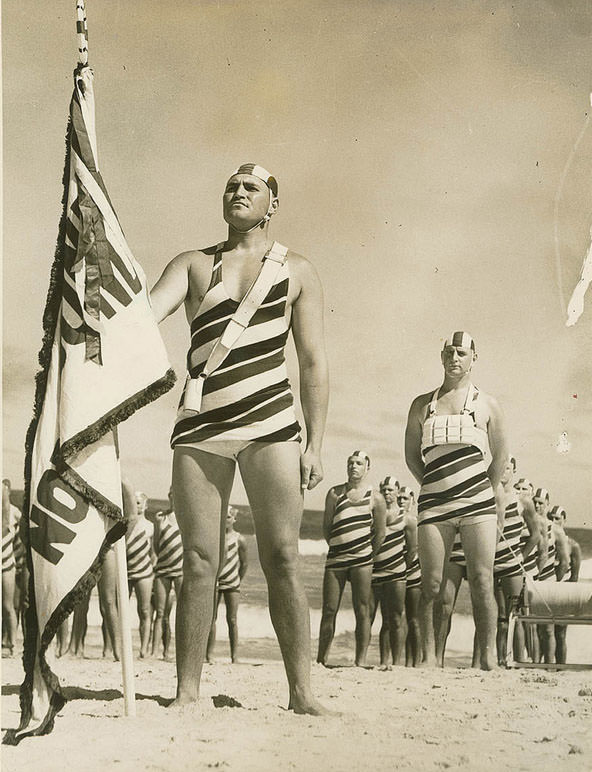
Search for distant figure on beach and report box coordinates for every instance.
[550,505,582,664]
[405,331,508,670]
[532,488,570,664]
[490,458,534,666]
[529,488,569,664]
[512,477,541,661]
[125,489,155,659]
[151,487,183,660]
[206,506,248,663]
[2,479,19,656]
[150,165,330,713]
[317,451,386,668]
[399,487,422,667]
[369,477,417,670]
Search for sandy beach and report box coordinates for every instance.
[3,620,592,772]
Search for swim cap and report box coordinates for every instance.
[380,476,399,490]
[514,477,532,490]
[534,487,550,502]
[229,164,278,197]
[549,505,566,519]
[398,486,414,498]
[348,450,370,468]
[443,332,476,351]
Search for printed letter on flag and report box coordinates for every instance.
[3,61,176,744]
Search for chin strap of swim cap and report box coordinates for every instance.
[228,164,278,234]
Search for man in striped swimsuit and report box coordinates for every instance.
[399,487,422,667]
[125,486,154,659]
[405,332,508,669]
[317,451,386,667]
[206,506,248,663]
[550,506,582,663]
[151,488,184,661]
[150,165,329,713]
[2,479,18,656]
[532,488,569,664]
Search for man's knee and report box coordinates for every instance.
[259,541,298,579]
[182,546,218,583]
[421,575,442,602]
[468,571,494,601]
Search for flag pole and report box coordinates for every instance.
[114,535,137,717]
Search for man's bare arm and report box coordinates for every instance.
[404,514,418,570]
[371,492,387,558]
[485,395,509,489]
[149,252,191,323]
[238,536,248,581]
[553,523,570,581]
[520,499,540,558]
[323,488,338,545]
[405,397,426,485]
[291,256,329,491]
[569,540,582,582]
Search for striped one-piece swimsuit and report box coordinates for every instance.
[218,531,241,591]
[493,500,524,578]
[326,487,373,570]
[535,521,556,582]
[154,513,184,579]
[170,244,301,449]
[372,514,406,585]
[418,385,496,527]
[126,520,154,582]
[2,525,16,573]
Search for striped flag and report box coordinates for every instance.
[3,54,175,743]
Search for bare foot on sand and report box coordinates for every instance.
[168,692,199,710]
[378,664,392,672]
[288,690,341,716]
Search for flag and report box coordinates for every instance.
[3,60,175,744]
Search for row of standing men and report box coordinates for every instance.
[316,452,582,669]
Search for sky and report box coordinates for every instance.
[3,0,592,527]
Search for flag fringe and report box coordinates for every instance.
[2,520,125,746]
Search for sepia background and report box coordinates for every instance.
[3,0,591,526]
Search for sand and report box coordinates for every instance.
[2,628,592,772]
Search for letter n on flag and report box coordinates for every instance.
[3,64,176,744]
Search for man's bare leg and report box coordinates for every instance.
[383,580,406,666]
[206,591,221,663]
[134,577,154,658]
[434,561,464,667]
[497,575,522,666]
[98,548,121,661]
[350,565,372,667]
[151,576,168,658]
[461,519,497,670]
[171,447,235,706]
[239,441,330,715]
[1,570,17,655]
[418,522,455,667]
[405,586,421,667]
[317,568,346,665]
[224,590,240,662]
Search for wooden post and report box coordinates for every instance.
[114,537,136,717]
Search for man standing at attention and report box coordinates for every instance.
[317,451,386,668]
[150,164,329,713]
[405,332,508,670]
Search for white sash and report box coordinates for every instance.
[181,241,289,415]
